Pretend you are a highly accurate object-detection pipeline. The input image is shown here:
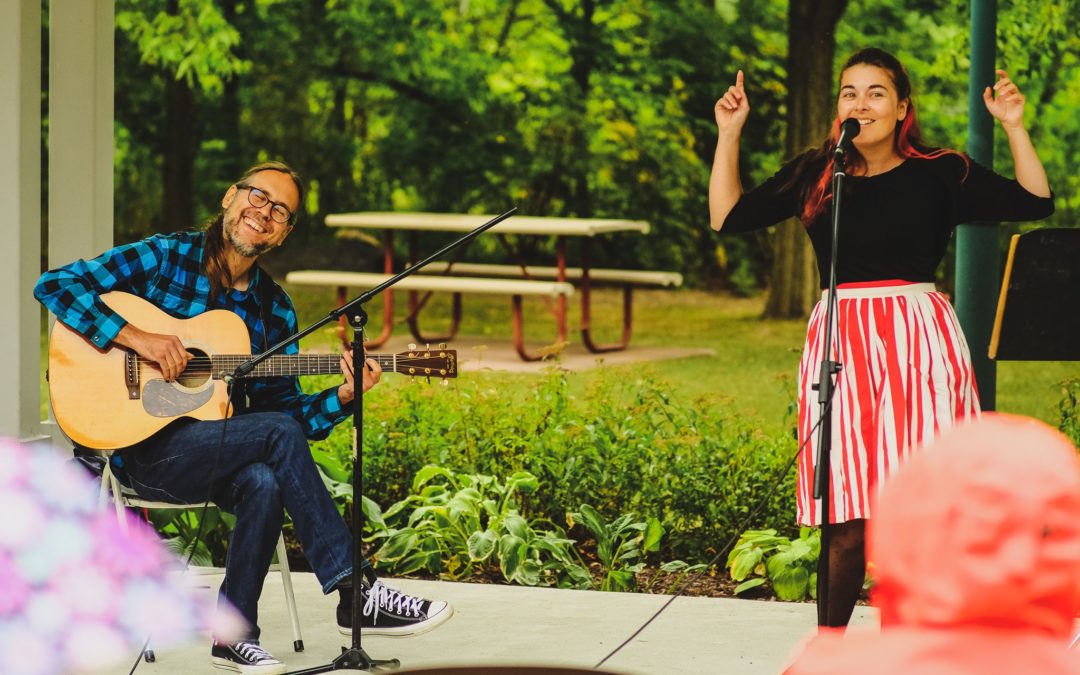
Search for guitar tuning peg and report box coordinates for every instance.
[441,378,449,386]
[408,343,417,350]
[438,342,447,349]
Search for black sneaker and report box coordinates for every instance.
[337,579,453,637]
[211,640,287,674]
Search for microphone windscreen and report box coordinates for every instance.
[840,117,861,140]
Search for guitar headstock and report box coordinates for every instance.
[392,345,457,380]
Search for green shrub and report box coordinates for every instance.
[312,367,799,566]
[1059,378,1080,448]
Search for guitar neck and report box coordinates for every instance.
[211,353,398,379]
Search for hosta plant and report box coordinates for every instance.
[364,465,591,589]
[727,527,820,601]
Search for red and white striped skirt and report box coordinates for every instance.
[796,281,980,525]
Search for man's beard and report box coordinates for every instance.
[224,214,274,257]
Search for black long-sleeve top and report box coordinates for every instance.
[721,152,1055,288]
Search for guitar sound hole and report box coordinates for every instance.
[177,348,211,388]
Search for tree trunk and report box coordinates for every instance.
[545,0,599,217]
[162,0,197,232]
[220,0,243,181]
[763,0,847,319]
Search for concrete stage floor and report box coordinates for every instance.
[134,572,878,675]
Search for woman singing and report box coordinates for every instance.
[708,48,1054,626]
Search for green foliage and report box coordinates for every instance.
[364,466,592,589]
[569,504,663,592]
[116,0,249,94]
[1059,378,1080,448]
[727,527,819,601]
[145,506,236,568]
[310,366,799,566]
[103,0,1080,285]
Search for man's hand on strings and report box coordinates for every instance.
[116,323,192,381]
[337,349,382,404]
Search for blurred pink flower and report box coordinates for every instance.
[0,439,242,673]
[49,562,121,620]
[90,510,167,576]
[0,439,30,487]
[0,553,31,614]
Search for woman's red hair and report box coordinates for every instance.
[799,49,969,224]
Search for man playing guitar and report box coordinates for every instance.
[35,161,452,674]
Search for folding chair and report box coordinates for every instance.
[99,457,304,662]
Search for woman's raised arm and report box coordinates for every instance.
[983,69,1051,198]
[709,69,750,231]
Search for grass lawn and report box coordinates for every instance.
[38,284,1076,432]
[283,284,1078,434]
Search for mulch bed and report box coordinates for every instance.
[283,534,775,600]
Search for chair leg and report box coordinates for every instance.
[275,534,304,652]
[101,470,305,658]
[102,464,130,533]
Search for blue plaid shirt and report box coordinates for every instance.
[35,230,349,440]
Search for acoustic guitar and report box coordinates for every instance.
[47,292,457,449]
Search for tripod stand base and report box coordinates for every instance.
[286,646,400,674]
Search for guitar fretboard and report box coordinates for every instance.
[209,354,399,378]
[133,349,456,380]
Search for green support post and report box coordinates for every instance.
[956,0,998,410]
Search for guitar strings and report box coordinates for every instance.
[131,355,450,376]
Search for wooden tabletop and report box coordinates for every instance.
[325,211,650,237]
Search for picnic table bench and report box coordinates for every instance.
[285,212,682,361]
[285,270,575,361]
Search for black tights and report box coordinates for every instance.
[824,519,866,627]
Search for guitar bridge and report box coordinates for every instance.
[125,350,141,400]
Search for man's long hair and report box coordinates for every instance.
[203,161,304,301]
[792,48,968,225]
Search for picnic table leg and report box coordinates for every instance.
[512,294,563,362]
[402,231,463,344]
[405,291,462,344]
[555,237,568,341]
[336,232,397,350]
[579,239,633,352]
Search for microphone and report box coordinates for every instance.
[833,118,861,160]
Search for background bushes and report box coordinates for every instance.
[312,367,799,565]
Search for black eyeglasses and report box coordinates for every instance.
[237,184,294,224]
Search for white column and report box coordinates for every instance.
[40,0,116,450]
[0,0,47,443]
[50,0,115,265]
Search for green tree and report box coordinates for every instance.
[763,0,847,319]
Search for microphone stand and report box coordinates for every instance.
[231,207,517,672]
[813,151,847,628]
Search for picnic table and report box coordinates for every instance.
[286,212,681,361]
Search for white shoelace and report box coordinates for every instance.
[363,580,426,621]
[232,641,278,664]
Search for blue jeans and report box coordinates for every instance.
[119,412,353,640]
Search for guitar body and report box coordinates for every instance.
[48,292,251,449]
